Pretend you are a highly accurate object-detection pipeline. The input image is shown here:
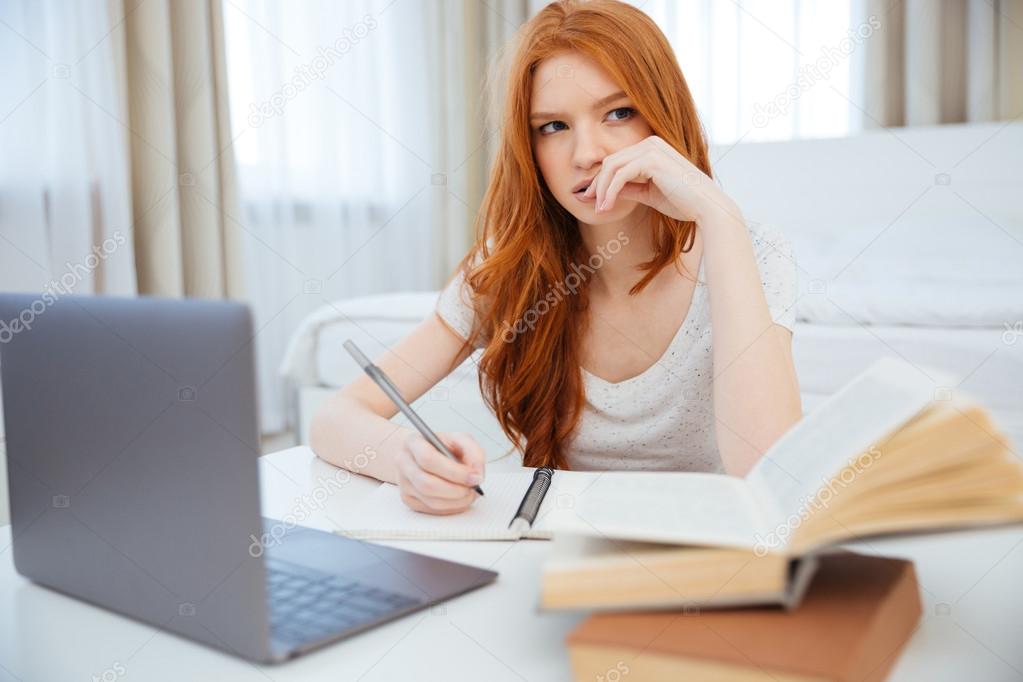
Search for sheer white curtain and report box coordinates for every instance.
[223,0,478,433]
[635,0,857,145]
[0,0,137,298]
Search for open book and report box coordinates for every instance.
[540,356,1023,611]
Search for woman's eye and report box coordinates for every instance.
[536,107,636,135]
[607,107,635,121]
[538,120,567,135]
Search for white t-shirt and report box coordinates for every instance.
[434,222,798,473]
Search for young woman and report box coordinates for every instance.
[311,0,801,515]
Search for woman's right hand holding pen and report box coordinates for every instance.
[397,431,485,515]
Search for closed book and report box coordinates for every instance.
[566,552,921,682]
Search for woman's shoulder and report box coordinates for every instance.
[745,220,793,260]
[742,220,798,330]
[440,247,487,293]
[435,247,489,348]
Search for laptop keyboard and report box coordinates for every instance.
[265,558,423,646]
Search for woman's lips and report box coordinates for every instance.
[572,176,595,193]
[574,189,596,204]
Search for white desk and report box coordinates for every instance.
[1,446,1022,681]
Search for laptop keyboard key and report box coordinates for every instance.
[265,560,423,647]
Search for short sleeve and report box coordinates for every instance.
[435,253,487,349]
[748,222,798,332]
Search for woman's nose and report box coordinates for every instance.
[571,124,608,170]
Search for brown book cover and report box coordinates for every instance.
[566,552,921,682]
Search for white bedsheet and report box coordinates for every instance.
[792,323,1022,408]
[793,323,1023,451]
[796,280,1023,328]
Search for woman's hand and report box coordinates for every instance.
[396,431,485,515]
[582,135,736,223]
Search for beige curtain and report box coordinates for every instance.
[428,0,534,283]
[114,0,245,299]
[860,0,1023,127]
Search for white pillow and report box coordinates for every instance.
[794,213,1023,327]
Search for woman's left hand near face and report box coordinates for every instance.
[583,135,734,223]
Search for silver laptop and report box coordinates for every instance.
[0,293,496,663]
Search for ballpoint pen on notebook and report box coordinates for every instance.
[342,339,485,496]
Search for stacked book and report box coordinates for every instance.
[539,357,1023,681]
[566,552,921,682]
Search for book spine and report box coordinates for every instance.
[781,555,820,610]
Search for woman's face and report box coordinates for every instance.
[530,51,654,225]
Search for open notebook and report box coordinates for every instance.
[333,465,778,544]
[333,466,607,540]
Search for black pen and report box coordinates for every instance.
[508,466,553,533]
[343,339,484,496]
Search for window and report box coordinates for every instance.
[635,0,859,145]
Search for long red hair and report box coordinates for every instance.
[444,0,712,469]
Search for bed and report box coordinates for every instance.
[280,121,1023,459]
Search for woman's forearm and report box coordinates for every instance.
[309,392,414,484]
[697,199,802,477]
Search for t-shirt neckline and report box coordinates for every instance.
[581,257,707,388]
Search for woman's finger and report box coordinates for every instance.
[407,433,481,487]
[405,485,475,514]
[398,471,474,514]
[585,143,641,203]
[438,431,486,480]
[404,461,479,501]
[600,158,649,212]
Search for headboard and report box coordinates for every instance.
[708,121,1023,282]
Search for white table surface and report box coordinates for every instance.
[1,445,1022,681]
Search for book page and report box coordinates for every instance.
[331,470,537,540]
[537,471,768,550]
[746,357,948,535]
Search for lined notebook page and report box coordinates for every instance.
[332,470,539,540]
